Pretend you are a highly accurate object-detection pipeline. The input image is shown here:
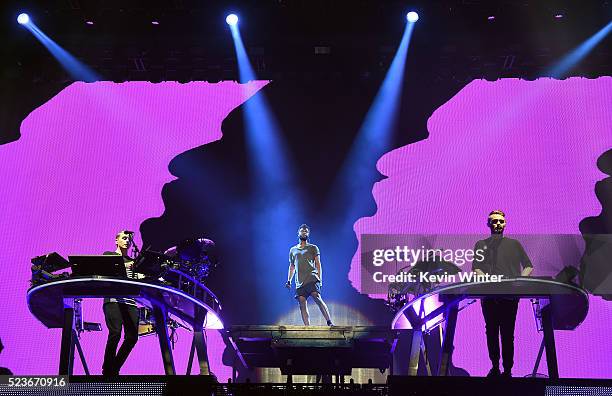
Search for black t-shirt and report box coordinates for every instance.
[102,251,137,306]
[472,236,533,277]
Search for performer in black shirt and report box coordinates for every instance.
[472,210,533,378]
[101,230,142,376]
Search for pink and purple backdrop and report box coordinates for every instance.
[351,77,612,378]
[0,81,268,379]
[0,77,610,378]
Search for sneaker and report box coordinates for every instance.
[486,367,501,377]
[327,320,334,326]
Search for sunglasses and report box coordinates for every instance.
[490,219,506,224]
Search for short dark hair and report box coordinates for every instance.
[298,224,310,231]
[115,230,130,239]
[488,210,506,218]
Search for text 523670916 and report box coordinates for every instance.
[1,376,68,388]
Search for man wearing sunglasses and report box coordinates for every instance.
[472,210,533,378]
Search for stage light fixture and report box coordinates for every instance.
[406,12,419,23]
[226,14,238,26]
[17,13,30,25]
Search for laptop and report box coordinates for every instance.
[69,255,128,277]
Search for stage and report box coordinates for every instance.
[1,0,611,393]
[2,376,612,396]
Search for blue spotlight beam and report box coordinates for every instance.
[229,24,255,83]
[329,21,416,228]
[548,20,612,78]
[229,24,295,186]
[357,22,415,155]
[229,22,304,318]
[22,21,99,82]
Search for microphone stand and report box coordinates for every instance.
[129,234,141,259]
[128,234,141,279]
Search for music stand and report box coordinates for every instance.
[31,252,71,272]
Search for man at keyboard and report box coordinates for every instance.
[472,210,533,378]
[101,230,143,376]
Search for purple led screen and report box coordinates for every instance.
[0,77,611,378]
[351,77,612,377]
[0,81,268,378]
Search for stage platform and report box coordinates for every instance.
[1,376,612,396]
[227,325,403,379]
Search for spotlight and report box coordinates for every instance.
[406,11,419,23]
[555,14,564,19]
[487,15,495,21]
[85,20,94,25]
[17,13,30,25]
[226,14,238,26]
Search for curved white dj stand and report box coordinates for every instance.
[390,278,589,378]
[28,276,224,375]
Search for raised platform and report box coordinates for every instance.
[227,325,404,377]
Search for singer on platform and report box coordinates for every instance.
[285,224,334,326]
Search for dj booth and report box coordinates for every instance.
[391,278,589,379]
[28,244,222,376]
[27,276,223,375]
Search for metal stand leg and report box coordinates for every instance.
[438,304,458,376]
[408,330,422,376]
[193,329,210,375]
[406,298,436,376]
[530,337,546,377]
[186,337,196,375]
[152,304,176,375]
[59,303,75,375]
[73,330,90,375]
[541,306,559,379]
[421,335,433,376]
[192,310,210,375]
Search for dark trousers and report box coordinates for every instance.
[481,298,519,372]
[102,302,139,375]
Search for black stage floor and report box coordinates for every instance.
[2,376,612,396]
